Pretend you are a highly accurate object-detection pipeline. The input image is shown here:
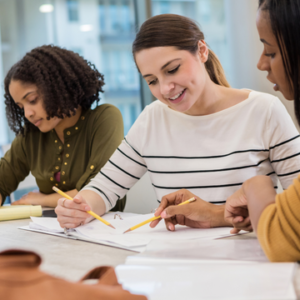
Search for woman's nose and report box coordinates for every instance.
[257,53,270,72]
[160,80,175,97]
[24,106,34,120]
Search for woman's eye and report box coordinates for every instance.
[148,79,157,86]
[265,53,275,58]
[29,98,37,104]
[168,65,180,74]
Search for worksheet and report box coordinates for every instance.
[28,212,237,249]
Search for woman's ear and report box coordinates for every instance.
[197,40,209,63]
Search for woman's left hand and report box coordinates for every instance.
[11,190,46,206]
[224,187,252,234]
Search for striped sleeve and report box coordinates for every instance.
[266,99,300,189]
[82,121,148,211]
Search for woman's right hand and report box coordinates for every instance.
[150,189,227,231]
[55,194,94,228]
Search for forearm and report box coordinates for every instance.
[242,176,276,232]
[77,190,107,216]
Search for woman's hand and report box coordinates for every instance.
[224,187,252,234]
[150,189,229,231]
[55,194,94,228]
[12,190,46,206]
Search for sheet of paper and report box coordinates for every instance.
[134,238,269,262]
[20,225,146,252]
[29,213,240,248]
[116,263,297,300]
[30,216,64,233]
[75,213,236,247]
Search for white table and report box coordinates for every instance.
[1,218,300,298]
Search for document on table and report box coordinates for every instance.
[20,212,240,251]
[116,262,297,300]
[125,238,269,264]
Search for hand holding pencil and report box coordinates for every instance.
[54,187,114,229]
[150,189,227,231]
[123,197,196,233]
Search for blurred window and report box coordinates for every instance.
[67,0,79,22]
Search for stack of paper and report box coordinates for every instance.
[116,262,296,300]
[22,212,239,252]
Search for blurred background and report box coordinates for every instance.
[0,0,297,209]
[1,0,297,145]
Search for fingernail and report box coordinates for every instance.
[168,225,173,231]
[85,206,89,211]
[161,211,166,218]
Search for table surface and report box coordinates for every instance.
[1,218,299,299]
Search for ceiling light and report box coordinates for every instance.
[39,4,54,13]
[80,24,93,32]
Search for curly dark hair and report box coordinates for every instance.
[4,45,105,135]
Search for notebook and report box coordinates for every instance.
[0,205,42,221]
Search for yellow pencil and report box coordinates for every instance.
[123,197,196,234]
[52,186,115,229]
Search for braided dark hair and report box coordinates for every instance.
[4,45,105,135]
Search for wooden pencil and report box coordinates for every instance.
[123,197,196,233]
[52,186,115,229]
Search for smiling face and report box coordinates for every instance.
[9,80,62,132]
[135,44,210,114]
[256,9,294,100]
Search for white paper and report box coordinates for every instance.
[30,216,64,233]
[136,238,269,262]
[116,263,297,300]
[29,213,240,249]
[20,225,146,252]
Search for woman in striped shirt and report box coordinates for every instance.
[152,1,300,262]
[55,14,300,230]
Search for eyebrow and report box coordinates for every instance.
[22,91,35,100]
[260,39,273,46]
[142,58,181,78]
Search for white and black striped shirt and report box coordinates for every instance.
[83,91,300,211]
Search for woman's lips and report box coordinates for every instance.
[168,89,186,104]
[34,119,42,127]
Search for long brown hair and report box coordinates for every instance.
[132,14,230,87]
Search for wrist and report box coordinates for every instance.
[209,204,231,227]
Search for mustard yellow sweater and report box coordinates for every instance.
[257,176,300,262]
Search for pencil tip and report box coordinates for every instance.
[109,224,116,229]
[123,229,131,234]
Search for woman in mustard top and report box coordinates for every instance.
[149,0,300,262]
[0,45,125,210]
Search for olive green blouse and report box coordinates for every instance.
[0,104,125,210]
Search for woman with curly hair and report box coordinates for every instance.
[0,45,125,210]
